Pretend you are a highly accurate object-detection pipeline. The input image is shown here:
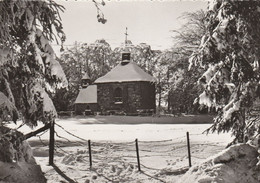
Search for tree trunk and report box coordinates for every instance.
[168,92,171,113]
[158,73,161,113]
[237,108,246,143]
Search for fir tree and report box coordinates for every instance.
[0,0,107,163]
[190,0,260,143]
[0,0,106,126]
[0,0,67,126]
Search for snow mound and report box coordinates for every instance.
[0,126,46,182]
[0,126,34,163]
[0,161,46,183]
[177,144,260,183]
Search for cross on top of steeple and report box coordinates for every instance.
[125,27,128,44]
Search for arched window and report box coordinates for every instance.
[114,87,123,104]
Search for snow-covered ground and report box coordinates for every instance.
[10,115,224,142]
[8,116,233,183]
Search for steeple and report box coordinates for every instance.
[125,27,128,45]
[121,27,131,65]
[81,72,91,88]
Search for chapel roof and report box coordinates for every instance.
[74,85,97,104]
[94,61,156,83]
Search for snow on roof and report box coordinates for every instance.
[94,61,156,83]
[74,85,97,104]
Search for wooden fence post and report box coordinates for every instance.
[49,120,55,166]
[135,138,141,171]
[88,140,92,168]
[186,132,192,167]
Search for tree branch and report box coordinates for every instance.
[25,123,51,139]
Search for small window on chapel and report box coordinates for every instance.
[122,52,130,61]
[114,87,123,104]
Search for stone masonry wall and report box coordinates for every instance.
[97,81,155,114]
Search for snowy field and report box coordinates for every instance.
[9,115,232,183]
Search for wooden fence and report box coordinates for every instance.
[26,120,192,168]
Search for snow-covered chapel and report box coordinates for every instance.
[74,30,156,115]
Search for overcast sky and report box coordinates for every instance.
[54,0,207,54]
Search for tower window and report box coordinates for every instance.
[82,79,90,88]
[114,87,123,104]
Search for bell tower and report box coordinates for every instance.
[121,27,131,65]
[81,72,91,88]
